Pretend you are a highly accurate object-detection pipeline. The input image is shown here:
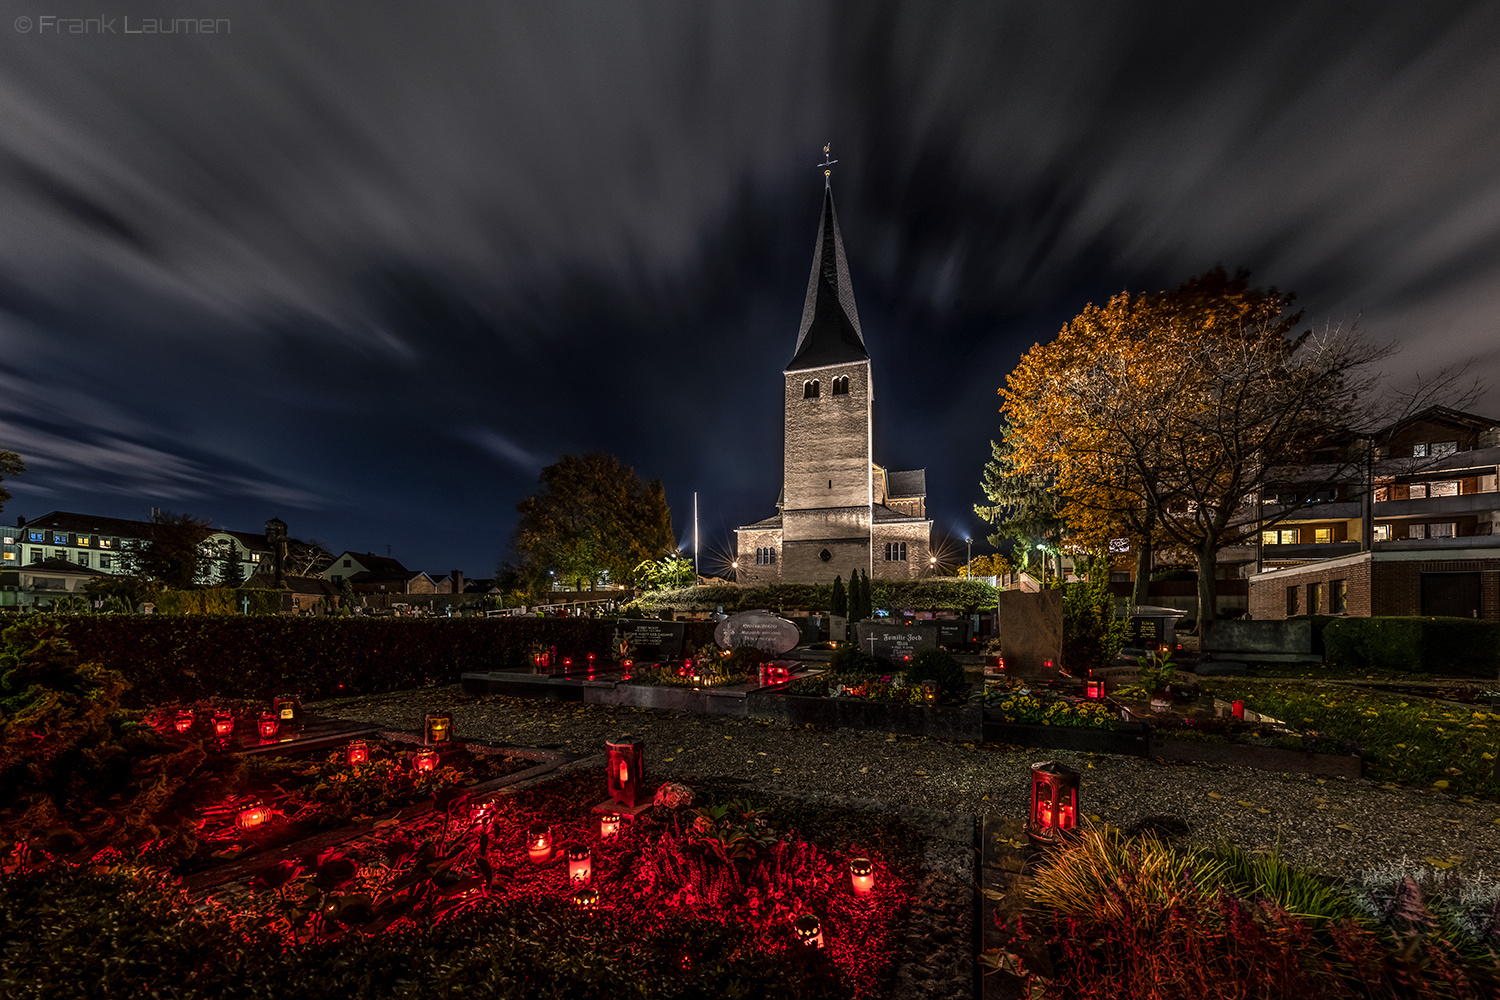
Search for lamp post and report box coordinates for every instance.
[965,537,972,578]
[928,554,937,578]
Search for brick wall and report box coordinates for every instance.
[1250,553,1500,620]
[735,527,783,586]
[1248,554,1372,619]
[783,361,871,512]
[872,522,932,580]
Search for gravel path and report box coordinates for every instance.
[312,685,1500,881]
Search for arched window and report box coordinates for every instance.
[832,376,850,395]
[756,547,777,565]
[883,542,907,561]
[803,380,820,399]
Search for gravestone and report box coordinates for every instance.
[937,620,971,648]
[617,619,686,661]
[854,622,941,666]
[996,590,1063,676]
[828,615,847,642]
[1126,612,1180,651]
[714,611,801,654]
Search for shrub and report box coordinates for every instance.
[0,621,243,857]
[1323,617,1500,678]
[1061,576,1129,675]
[826,643,878,677]
[903,649,965,693]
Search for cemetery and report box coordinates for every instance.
[4,606,1500,999]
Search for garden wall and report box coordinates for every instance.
[1,617,625,705]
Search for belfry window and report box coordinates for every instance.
[832,376,849,395]
[756,547,777,565]
[884,542,907,561]
[804,380,820,399]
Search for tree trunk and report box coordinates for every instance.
[1132,538,1152,609]
[1196,545,1218,626]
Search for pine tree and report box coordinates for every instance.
[830,575,847,618]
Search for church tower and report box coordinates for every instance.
[736,153,931,586]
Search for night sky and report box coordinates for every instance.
[3,2,1499,576]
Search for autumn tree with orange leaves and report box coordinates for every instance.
[988,268,1401,623]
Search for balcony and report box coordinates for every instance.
[1372,492,1500,518]
[1260,542,1361,562]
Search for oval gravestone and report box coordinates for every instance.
[714,611,801,655]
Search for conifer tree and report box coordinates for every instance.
[830,575,847,618]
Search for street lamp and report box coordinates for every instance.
[731,559,738,582]
[965,537,972,579]
[928,554,937,577]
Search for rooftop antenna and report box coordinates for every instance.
[819,143,837,188]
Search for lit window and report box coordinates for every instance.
[1,536,11,545]
[76,535,91,547]
[1429,523,1456,538]
[1261,530,1278,545]
[2,552,14,562]
[1429,481,1459,497]
[1314,528,1333,544]
[251,553,262,562]
[1406,484,1427,499]
[1432,441,1457,457]
[52,534,67,545]
[1279,529,1298,545]
[1331,579,1348,614]
[27,531,43,543]
[1373,525,1391,541]
[1412,443,1428,457]
[99,538,113,549]
[1373,486,1388,502]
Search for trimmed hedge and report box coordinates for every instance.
[632,578,998,615]
[1322,616,1500,677]
[2,617,626,706]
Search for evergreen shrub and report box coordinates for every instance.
[1323,617,1500,677]
[902,649,965,693]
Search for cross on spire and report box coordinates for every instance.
[819,143,838,187]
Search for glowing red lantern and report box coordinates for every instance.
[1232,700,1245,719]
[849,857,874,896]
[1044,659,1054,671]
[563,657,572,670]
[258,712,280,741]
[424,712,452,744]
[346,740,369,765]
[606,737,644,808]
[274,694,299,723]
[413,748,439,772]
[528,825,552,864]
[793,913,824,949]
[599,812,621,838]
[571,887,599,910]
[212,711,234,738]
[587,653,595,665]
[1085,679,1106,699]
[235,800,269,831]
[1028,760,1080,846]
[173,710,194,733]
[567,846,592,884]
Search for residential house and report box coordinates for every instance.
[0,556,104,609]
[323,551,431,595]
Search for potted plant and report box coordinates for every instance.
[1138,648,1177,713]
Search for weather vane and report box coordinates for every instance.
[819,143,838,187]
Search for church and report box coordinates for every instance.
[735,168,932,585]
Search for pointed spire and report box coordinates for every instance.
[787,174,868,372]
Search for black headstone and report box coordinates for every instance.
[617,619,686,661]
[854,622,941,666]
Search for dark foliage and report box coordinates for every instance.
[902,649,966,693]
[1323,617,1500,677]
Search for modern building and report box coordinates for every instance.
[1248,406,1500,620]
[735,172,932,585]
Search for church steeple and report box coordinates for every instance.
[786,172,868,372]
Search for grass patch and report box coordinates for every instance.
[1201,680,1500,799]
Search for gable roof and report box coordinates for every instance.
[18,511,152,538]
[787,185,869,372]
[886,469,927,499]
[1378,405,1499,437]
[335,551,411,576]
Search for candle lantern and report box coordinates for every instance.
[1027,760,1080,846]
[346,739,369,765]
[273,694,300,723]
[413,748,439,773]
[849,857,874,896]
[258,712,280,741]
[571,888,599,910]
[563,657,572,670]
[212,711,234,738]
[528,825,552,864]
[1232,700,1245,720]
[1085,679,1106,700]
[920,680,939,704]
[235,799,270,831]
[793,913,824,949]
[587,653,595,666]
[424,712,452,744]
[173,710,195,733]
[567,846,592,884]
[606,736,644,808]
[599,812,621,838]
